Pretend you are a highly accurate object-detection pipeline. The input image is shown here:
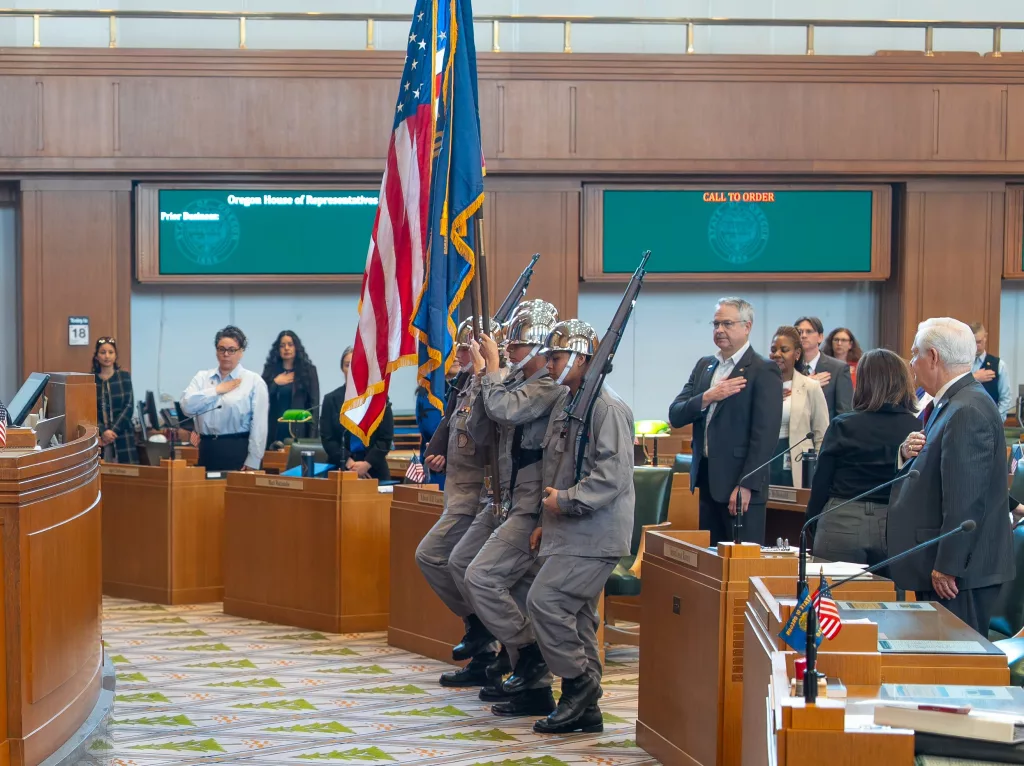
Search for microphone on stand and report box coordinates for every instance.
[801,519,976,704]
[732,432,814,544]
[796,469,920,599]
[168,404,223,462]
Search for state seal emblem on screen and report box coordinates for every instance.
[707,202,770,265]
[174,199,241,266]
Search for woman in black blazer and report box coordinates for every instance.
[320,347,393,481]
[262,330,320,447]
[807,349,921,565]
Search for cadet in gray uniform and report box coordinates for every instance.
[464,301,566,717]
[415,317,508,688]
[528,319,635,735]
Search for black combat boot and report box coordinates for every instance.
[532,674,601,733]
[452,614,495,662]
[491,686,556,717]
[500,643,549,695]
[478,646,513,702]
[438,651,496,687]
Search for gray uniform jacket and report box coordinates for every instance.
[541,386,635,559]
[469,369,564,524]
[443,376,491,517]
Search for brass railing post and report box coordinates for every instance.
[492,19,500,52]
[686,21,694,54]
[805,24,814,55]
[32,14,40,47]
[993,26,1002,57]
[366,18,374,50]
[239,16,247,49]
[563,20,571,53]
[925,25,934,55]
[109,15,117,49]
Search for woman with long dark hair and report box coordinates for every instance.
[262,330,320,446]
[806,348,920,565]
[823,327,863,385]
[92,336,138,464]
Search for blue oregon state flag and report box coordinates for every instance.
[778,581,824,652]
[410,0,484,415]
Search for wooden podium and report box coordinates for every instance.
[388,485,465,662]
[742,575,1010,766]
[101,458,226,604]
[224,471,391,632]
[0,423,104,765]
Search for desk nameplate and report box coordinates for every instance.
[664,543,699,568]
[768,486,797,503]
[101,465,140,477]
[417,491,444,507]
[255,476,304,491]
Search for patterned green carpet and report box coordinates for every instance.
[98,599,655,766]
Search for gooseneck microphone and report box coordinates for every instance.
[801,519,976,704]
[732,432,814,545]
[169,403,223,462]
[796,469,919,599]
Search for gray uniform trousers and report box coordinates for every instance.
[527,554,618,681]
[415,511,478,619]
[464,511,552,688]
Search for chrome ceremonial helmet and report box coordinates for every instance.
[504,301,558,372]
[544,319,598,384]
[456,315,501,348]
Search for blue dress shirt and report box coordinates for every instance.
[181,364,269,470]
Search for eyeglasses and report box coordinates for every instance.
[97,337,116,345]
[796,328,819,336]
[832,337,852,344]
[216,346,241,355]
[711,320,748,329]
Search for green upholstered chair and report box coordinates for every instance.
[285,439,330,471]
[604,467,674,645]
[673,453,691,475]
[990,522,1024,642]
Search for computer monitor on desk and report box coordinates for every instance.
[33,415,64,448]
[7,373,50,426]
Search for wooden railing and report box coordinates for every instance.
[0,10,1021,55]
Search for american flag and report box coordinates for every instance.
[341,0,440,445]
[0,400,7,448]
[811,575,843,640]
[405,456,426,484]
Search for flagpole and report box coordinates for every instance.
[804,587,819,703]
[473,207,504,513]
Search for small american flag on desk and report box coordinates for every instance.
[812,572,843,640]
[0,401,7,448]
[405,455,426,484]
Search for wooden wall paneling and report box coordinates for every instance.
[486,81,572,160]
[482,179,580,317]
[934,85,1007,161]
[1005,186,1024,279]
[0,78,38,159]
[40,78,115,158]
[1008,86,1024,161]
[19,181,132,376]
[881,180,1005,356]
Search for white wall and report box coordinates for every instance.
[129,285,420,414]
[0,208,17,405]
[999,282,1024,404]
[6,1,1024,54]
[578,281,880,420]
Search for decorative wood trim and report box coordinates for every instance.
[1004,186,1024,279]
[135,182,380,285]
[580,183,891,283]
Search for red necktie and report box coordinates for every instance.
[921,401,935,428]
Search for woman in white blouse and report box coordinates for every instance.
[768,325,830,489]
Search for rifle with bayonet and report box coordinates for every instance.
[423,252,541,461]
[562,250,651,483]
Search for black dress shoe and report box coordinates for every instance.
[452,614,496,662]
[501,643,549,695]
[534,703,603,734]
[491,686,556,717]
[438,652,496,687]
[532,674,601,731]
[478,647,512,701]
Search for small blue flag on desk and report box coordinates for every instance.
[778,580,823,652]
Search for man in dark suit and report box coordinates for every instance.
[669,298,783,545]
[795,316,853,419]
[889,317,1014,635]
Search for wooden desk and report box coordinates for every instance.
[179,445,198,466]
[387,449,418,477]
[101,458,225,604]
[765,485,810,545]
[261,449,288,474]
[388,485,464,662]
[224,471,391,632]
[0,426,104,766]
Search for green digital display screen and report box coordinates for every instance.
[157,188,379,275]
[601,189,873,274]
